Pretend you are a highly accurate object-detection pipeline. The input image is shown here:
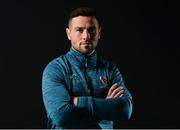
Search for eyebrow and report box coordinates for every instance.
[74,26,96,29]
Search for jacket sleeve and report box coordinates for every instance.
[42,61,98,128]
[76,65,133,121]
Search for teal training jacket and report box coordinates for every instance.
[42,48,133,129]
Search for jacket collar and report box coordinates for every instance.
[67,47,97,67]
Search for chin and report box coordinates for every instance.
[84,50,93,55]
[81,49,93,55]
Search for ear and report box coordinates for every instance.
[66,28,71,40]
[98,27,101,39]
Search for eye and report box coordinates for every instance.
[76,28,83,33]
[88,28,96,35]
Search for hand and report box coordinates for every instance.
[73,96,77,106]
[106,83,124,99]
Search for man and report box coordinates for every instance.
[42,7,133,129]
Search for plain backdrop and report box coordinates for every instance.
[0,0,180,128]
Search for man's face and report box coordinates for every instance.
[66,16,101,55]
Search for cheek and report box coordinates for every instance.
[70,36,81,47]
[70,33,81,41]
[71,37,79,44]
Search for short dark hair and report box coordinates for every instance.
[68,7,100,27]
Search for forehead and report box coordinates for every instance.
[69,16,99,28]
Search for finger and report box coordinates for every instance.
[114,90,124,98]
[111,87,124,97]
[119,93,124,98]
[107,83,118,97]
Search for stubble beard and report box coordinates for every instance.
[78,43,94,54]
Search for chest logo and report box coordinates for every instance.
[100,76,107,85]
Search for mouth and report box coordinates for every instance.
[80,42,91,46]
[81,42,89,44]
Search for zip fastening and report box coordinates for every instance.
[85,58,88,67]
[84,58,91,95]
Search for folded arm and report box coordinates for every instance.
[74,65,133,121]
[42,62,99,128]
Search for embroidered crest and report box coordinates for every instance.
[99,76,107,85]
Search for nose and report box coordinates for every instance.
[82,30,90,40]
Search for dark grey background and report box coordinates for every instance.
[0,0,180,128]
